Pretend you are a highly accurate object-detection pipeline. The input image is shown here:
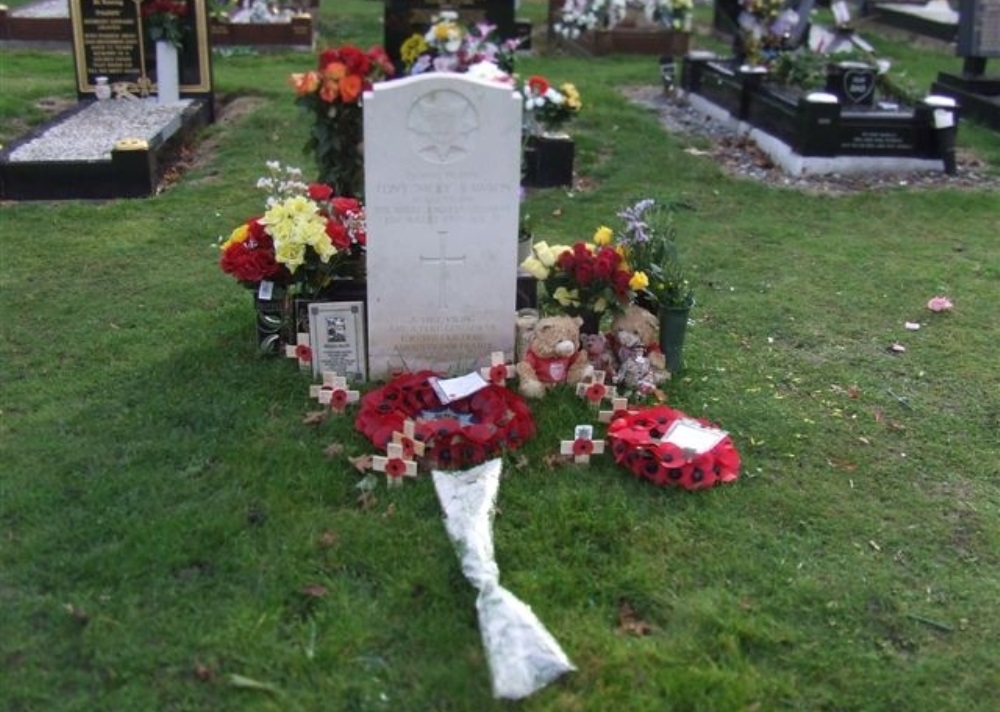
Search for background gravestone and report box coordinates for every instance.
[69,0,212,103]
[932,0,1000,130]
[383,0,515,72]
[364,73,522,378]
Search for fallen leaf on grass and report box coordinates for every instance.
[193,661,216,682]
[323,443,345,458]
[544,452,573,468]
[317,530,338,548]
[348,454,373,472]
[64,604,89,624]
[617,598,652,636]
[302,410,329,425]
[382,502,397,518]
[299,584,328,598]
[511,453,530,470]
[847,385,861,399]
[357,491,377,511]
[684,147,711,156]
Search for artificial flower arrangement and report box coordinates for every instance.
[555,0,693,40]
[290,44,395,198]
[737,0,798,66]
[521,75,582,135]
[604,198,693,313]
[218,162,367,298]
[400,11,522,76]
[142,0,189,47]
[355,371,536,471]
[520,234,646,331]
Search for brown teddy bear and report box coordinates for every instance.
[516,315,593,399]
[607,304,669,395]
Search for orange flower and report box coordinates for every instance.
[322,61,347,81]
[289,70,320,96]
[339,73,363,103]
[319,79,339,103]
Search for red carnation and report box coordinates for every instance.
[326,221,351,250]
[338,46,371,77]
[308,183,333,201]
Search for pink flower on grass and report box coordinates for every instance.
[926,296,953,312]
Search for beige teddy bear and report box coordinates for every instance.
[516,315,593,399]
[608,304,669,395]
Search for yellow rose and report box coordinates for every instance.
[593,226,613,245]
[520,256,550,280]
[553,287,580,307]
[630,271,650,290]
[220,224,249,251]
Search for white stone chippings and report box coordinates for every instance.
[11,0,68,18]
[7,99,193,163]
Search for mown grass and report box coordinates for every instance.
[2,2,999,710]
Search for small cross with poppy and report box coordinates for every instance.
[391,418,426,459]
[285,332,312,372]
[315,373,359,413]
[308,370,341,402]
[560,424,605,464]
[479,351,515,386]
[576,370,616,407]
[599,396,631,424]
[373,442,418,486]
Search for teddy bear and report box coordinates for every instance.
[516,315,593,399]
[581,332,616,375]
[607,304,669,396]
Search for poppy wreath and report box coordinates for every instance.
[606,405,740,491]
[355,371,537,470]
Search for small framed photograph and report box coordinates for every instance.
[307,301,367,382]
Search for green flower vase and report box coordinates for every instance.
[658,305,690,374]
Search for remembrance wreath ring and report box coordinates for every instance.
[355,370,536,470]
[606,405,741,491]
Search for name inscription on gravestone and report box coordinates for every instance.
[364,74,522,378]
[958,0,1000,57]
[70,0,214,96]
[73,0,143,84]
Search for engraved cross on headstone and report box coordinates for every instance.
[420,230,466,310]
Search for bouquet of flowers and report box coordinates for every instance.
[521,236,644,329]
[141,0,189,47]
[521,75,582,135]
[218,162,367,297]
[605,198,693,311]
[401,12,522,76]
[738,0,798,66]
[290,44,394,198]
[556,0,693,39]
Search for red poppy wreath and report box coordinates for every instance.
[606,405,741,491]
[355,370,537,470]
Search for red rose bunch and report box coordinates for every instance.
[141,0,188,47]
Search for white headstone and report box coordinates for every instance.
[364,73,523,378]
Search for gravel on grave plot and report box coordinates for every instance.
[6,99,194,163]
[622,85,1000,195]
[10,0,67,17]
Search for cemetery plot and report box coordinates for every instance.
[1,0,214,200]
[862,0,960,43]
[680,54,960,175]
[931,0,1000,130]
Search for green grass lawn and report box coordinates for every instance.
[2,2,999,710]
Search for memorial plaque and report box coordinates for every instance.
[70,0,213,99]
[957,0,1000,57]
[826,61,877,105]
[308,301,368,381]
[364,73,522,378]
[383,0,515,71]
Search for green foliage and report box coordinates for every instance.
[2,2,999,710]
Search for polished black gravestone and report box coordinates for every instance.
[932,0,1000,131]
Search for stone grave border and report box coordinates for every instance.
[680,53,958,175]
[0,2,314,49]
[0,100,211,200]
[859,2,959,43]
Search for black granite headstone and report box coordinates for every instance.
[69,0,213,102]
[932,0,1000,130]
[383,0,516,72]
[826,61,877,105]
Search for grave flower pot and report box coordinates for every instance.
[522,134,574,188]
[658,305,690,374]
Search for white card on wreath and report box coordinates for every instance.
[429,372,490,404]
[660,418,727,455]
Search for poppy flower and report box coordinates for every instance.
[585,382,607,403]
[329,389,349,411]
[384,458,408,478]
[489,364,509,385]
[295,343,312,362]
